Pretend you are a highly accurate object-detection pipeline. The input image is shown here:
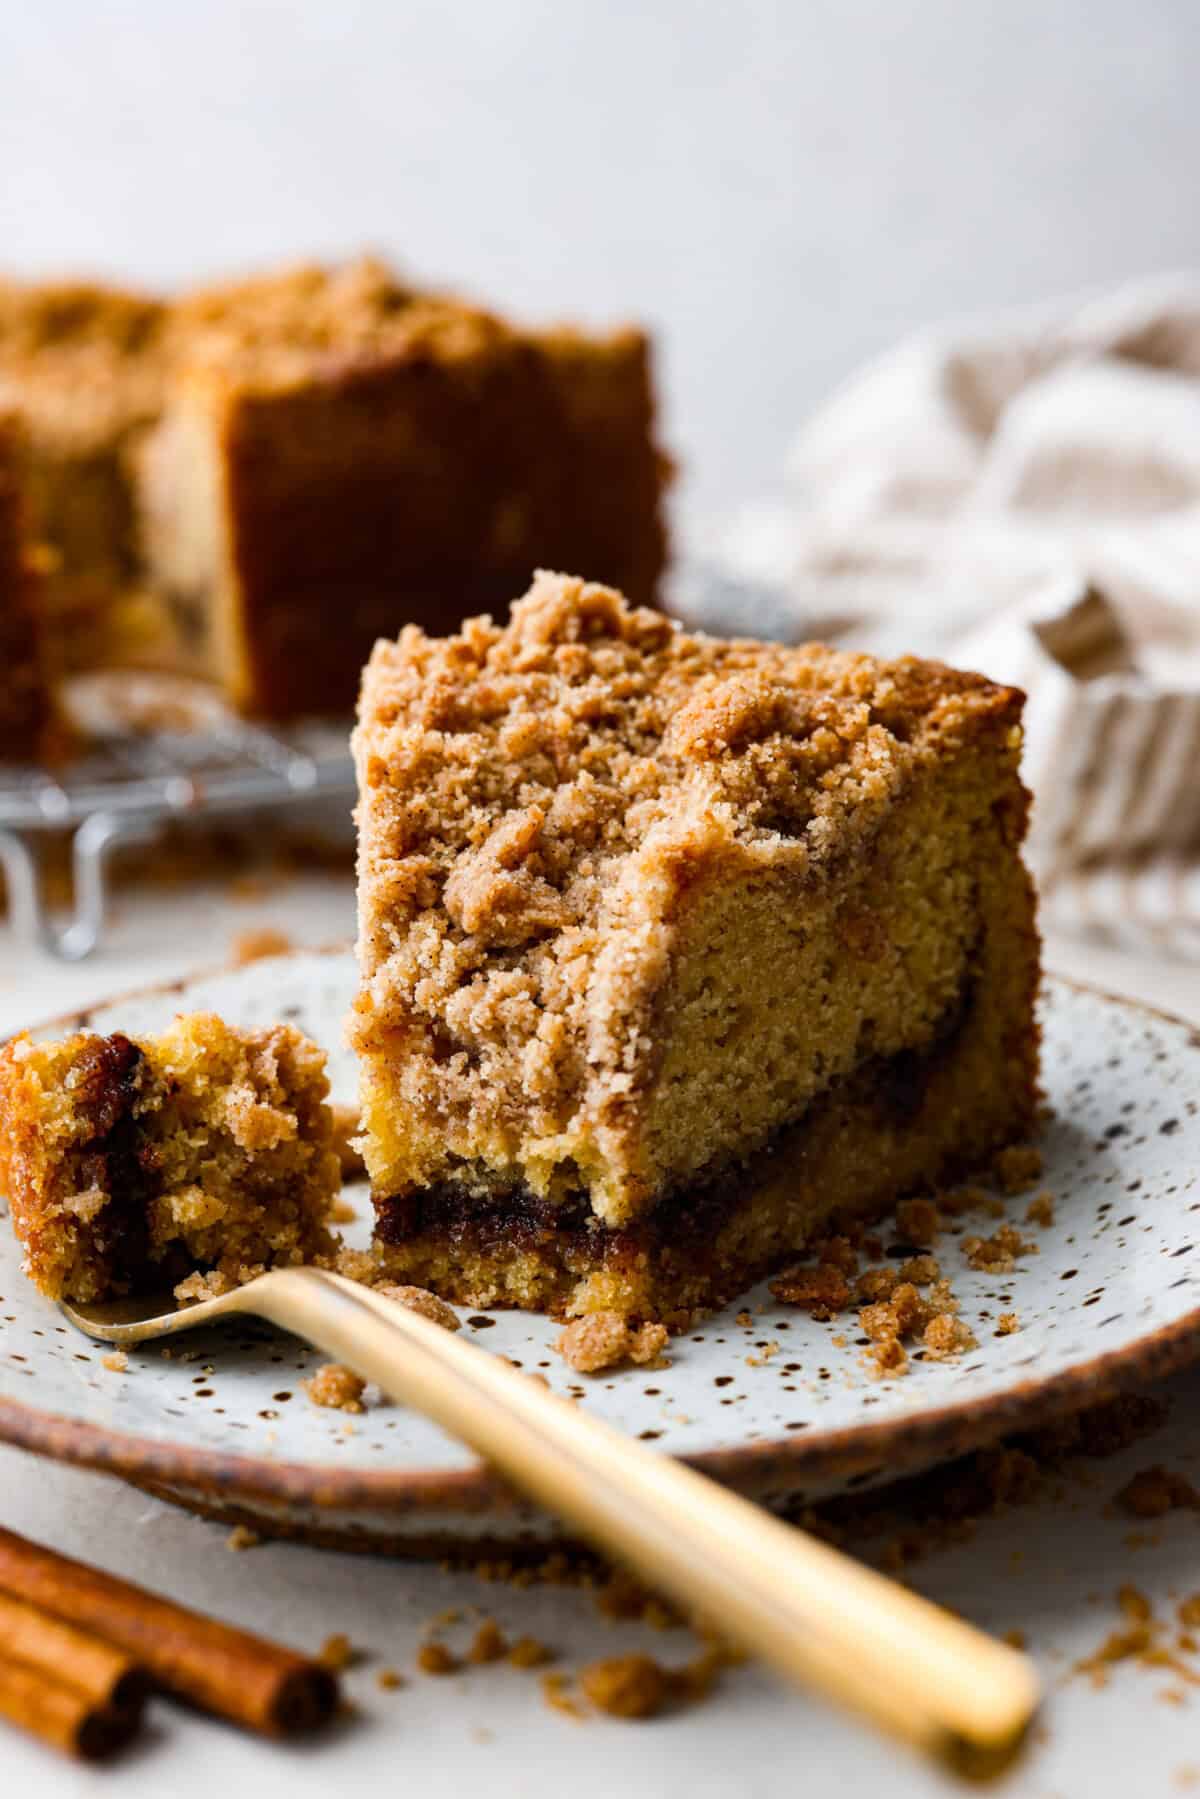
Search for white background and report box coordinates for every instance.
[4,0,1200,530]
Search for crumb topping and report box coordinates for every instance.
[305,1363,367,1414]
[554,1310,669,1374]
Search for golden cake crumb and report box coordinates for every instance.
[899,1254,941,1286]
[580,1654,668,1719]
[509,1636,555,1669]
[101,1349,128,1372]
[768,1265,850,1318]
[377,1668,405,1691]
[226,1526,261,1551]
[1025,1191,1055,1227]
[996,1312,1020,1334]
[961,1224,1037,1273]
[467,1619,508,1664]
[374,1284,462,1331]
[318,1633,356,1672]
[866,1336,909,1379]
[230,926,294,966]
[306,1363,367,1414]
[541,1671,584,1718]
[555,1312,669,1374]
[854,1266,900,1303]
[922,1314,977,1358]
[417,1642,460,1676]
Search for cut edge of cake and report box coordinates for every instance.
[351,570,1040,1326]
[0,1012,340,1305]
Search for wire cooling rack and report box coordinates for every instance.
[0,680,355,960]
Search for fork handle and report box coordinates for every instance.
[248,1268,1038,1774]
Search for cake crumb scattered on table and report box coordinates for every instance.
[467,1619,508,1664]
[100,1349,128,1372]
[1116,1467,1200,1519]
[318,1633,357,1672]
[306,1363,367,1414]
[375,1284,462,1331]
[961,1224,1037,1273]
[417,1642,460,1676]
[580,1653,668,1719]
[230,926,294,966]
[996,1312,1020,1334]
[923,1314,977,1359]
[509,1636,555,1669]
[1025,1191,1055,1227]
[555,1311,669,1374]
[226,1525,261,1551]
[377,1668,405,1691]
[541,1671,585,1718]
[767,1264,849,1317]
[331,1198,358,1224]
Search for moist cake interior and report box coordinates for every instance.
[0,1014,339,1304]
[353,572,1040,1324]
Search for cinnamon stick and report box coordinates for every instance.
[0,1527,337,1737]
[0,1655,142,1762]
[0,1590,145,1715]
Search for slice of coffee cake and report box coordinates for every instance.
[352,572,1040,1326]
[0,1014,339,1304]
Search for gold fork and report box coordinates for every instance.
[63,1267,1038,1775]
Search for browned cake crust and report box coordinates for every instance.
[0,1013,339,1304]
[0,414,54,760]
[0,258,670,728]
[353,572,1040,1324]
[139,266,668,718]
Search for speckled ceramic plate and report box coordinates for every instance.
[0,949,1197,1555]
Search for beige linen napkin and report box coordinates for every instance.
[701,275,1200,953]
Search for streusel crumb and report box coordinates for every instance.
[318,1633,356,1672]
[961,1224,1037,1273]
[306,1363,367,1414]
[922,1314,977,1358]
[580,1654,668,1719]
[768,1265,850,1317]
[555,1312,669,1374]
[1025,1191,1055,1227]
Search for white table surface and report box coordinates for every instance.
[1,873,1199,1798]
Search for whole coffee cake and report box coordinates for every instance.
[0,1013,339,1304]
[0,258,669,728]
[351,572,1040,1326]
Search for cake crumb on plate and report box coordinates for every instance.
[306,1363,367,1414]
